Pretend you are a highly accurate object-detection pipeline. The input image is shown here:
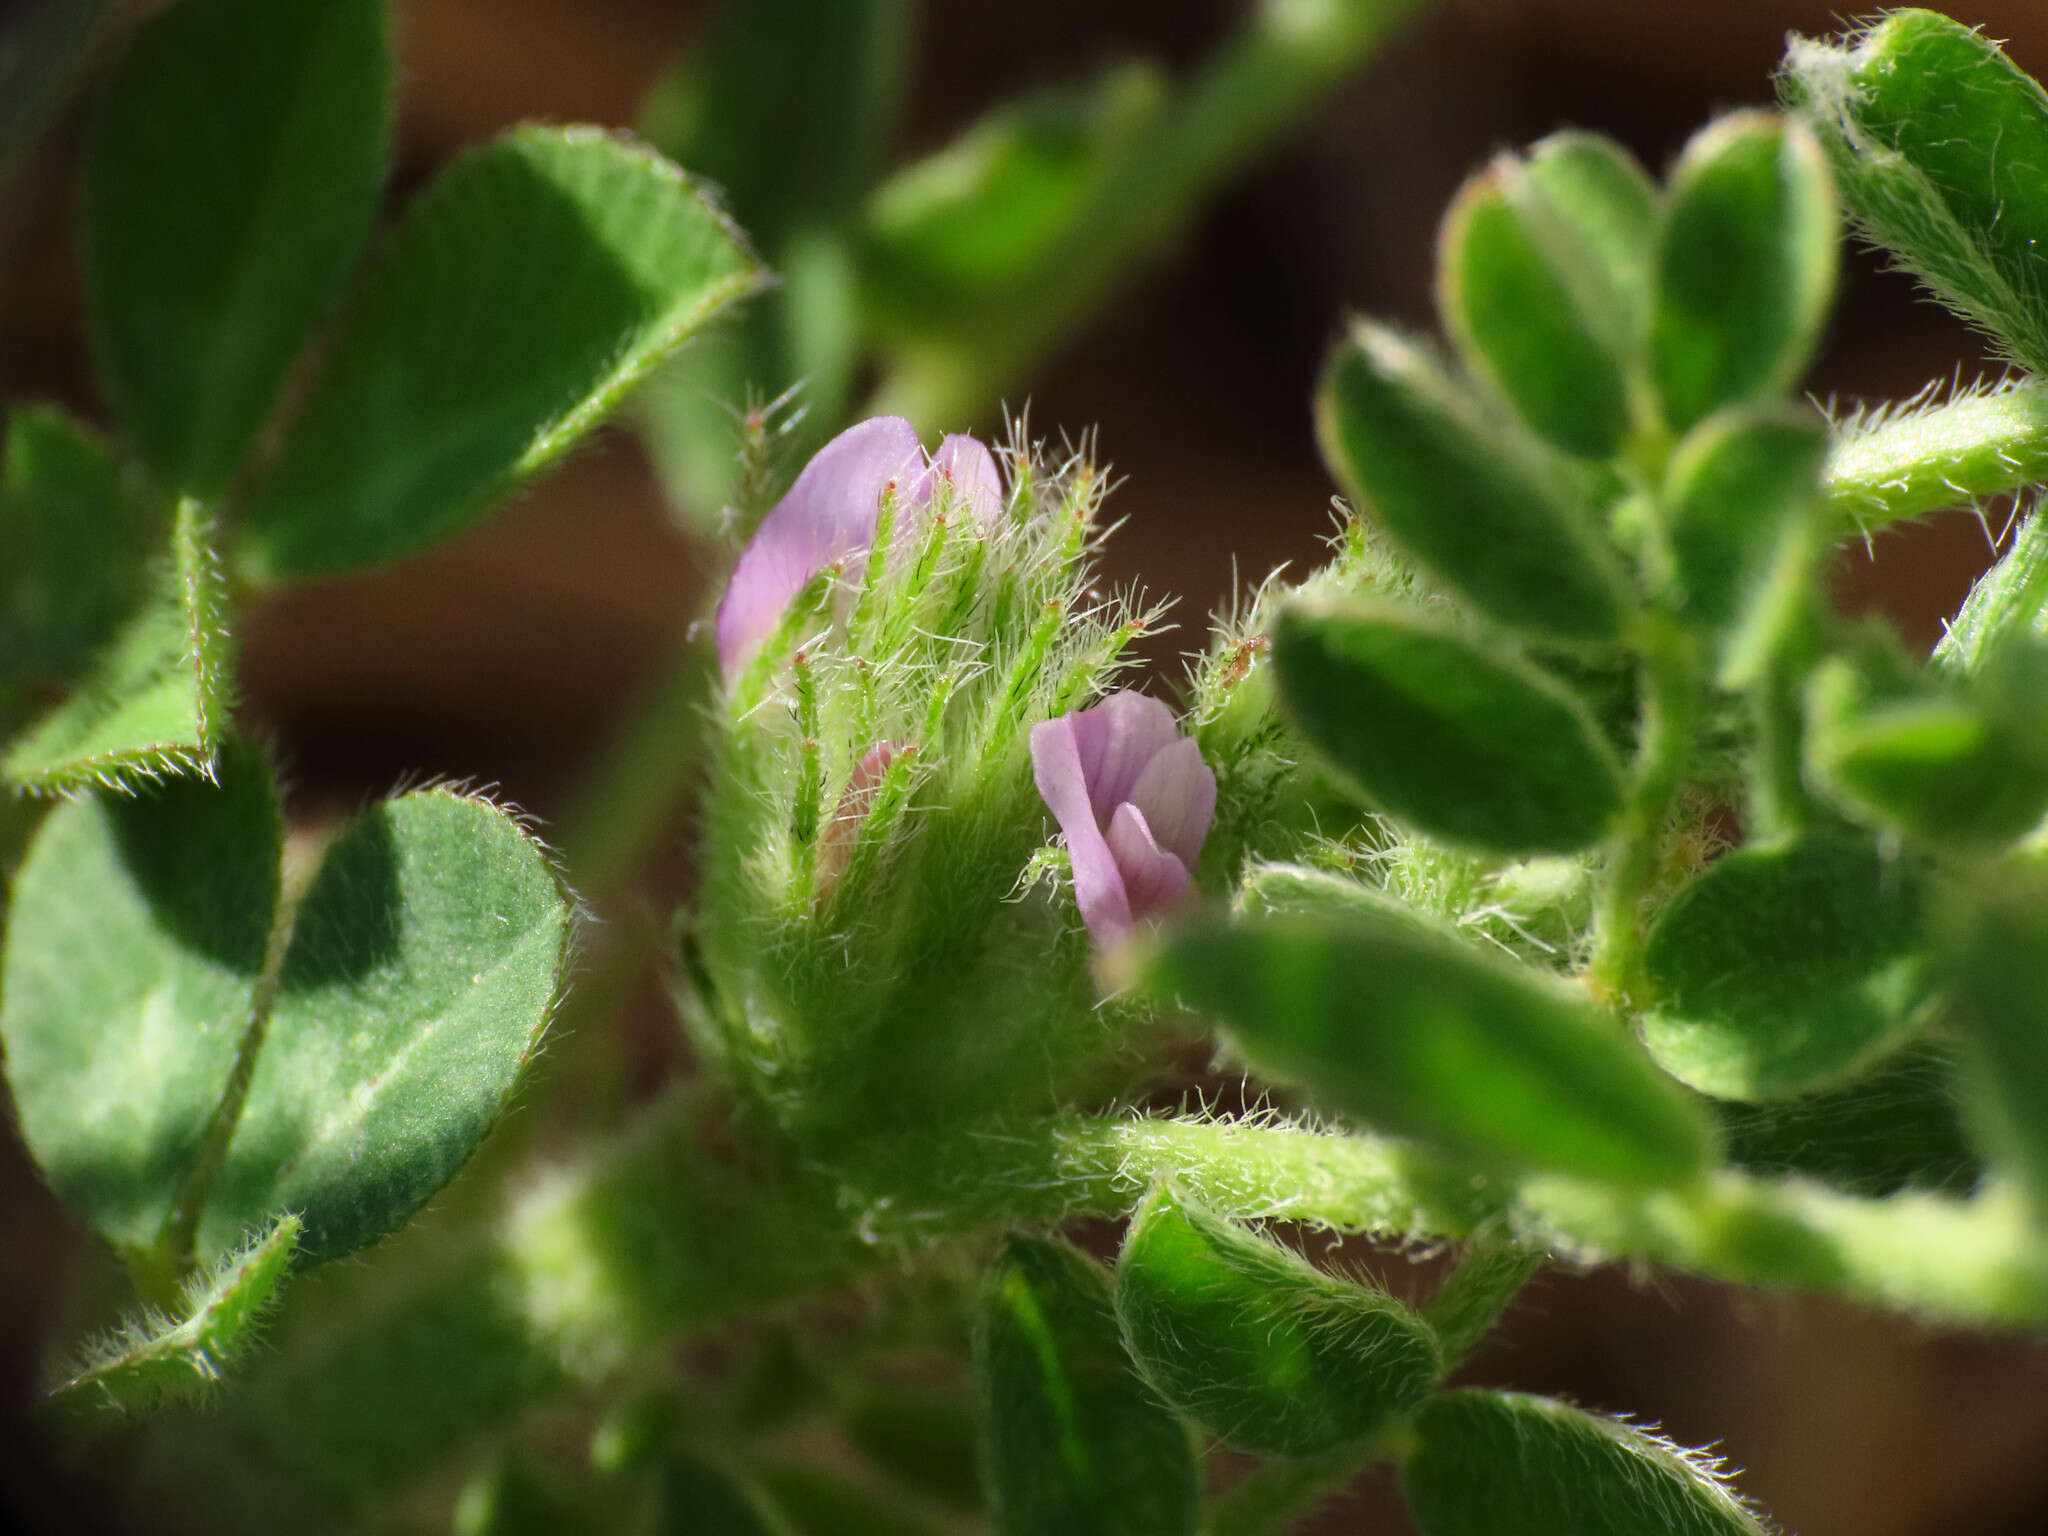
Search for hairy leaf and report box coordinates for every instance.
[197,791,570,1263]
[237,127,766,581]
[1115,1185,1439,1455]
[1641,837,1929,1101]
[1651,112,1836,431]
[1150,910,1714,1188]
[1402,1391,1769,1535]
[45,1214,299,1426]
[83,0,390,495]
[0,404,159,687]
[3,499,232,793]
[1317,325,1628,639]
[0,741,279,1250]
[1275,601,1624,855]
[1782,10,2048,374]
[977,1237,1196,1536]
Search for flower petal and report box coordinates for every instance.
[817,739,909,894]
[714,416,924,677]
[1125,735,1217,871]
[1067,691,1182,826]
[1106,802,1191,921]
[1031,714,1133,943]
[927,433,1003,528]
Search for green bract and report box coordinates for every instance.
[1640,837,1930,1101]
[1114,1186,1440,1455]
[975,1238,1197,1536]
[1402,1391,1769,1536]
[1274,601,1624,855]
[1148,908,1714,1187]
[1650,112,1836,432]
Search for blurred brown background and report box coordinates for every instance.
[5,1,2048,1532]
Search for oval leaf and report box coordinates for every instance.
[1651,112,1837,431]
[1640,837,1929,1101]
[1402,1390,1769,1536]
[1523,131,1659,356]
[1663,403,1828,686]
[1316,324,1628,640]
[1783,11,2048,375]
[236,126,766,582]
[1115,1185,1440,1456]
[83,0,391,496]
[1148,909,1715,1188]
[977,1237,1196,1536]
[196,791,570,1264]
[1439,158,1632,458]
[0,741,279,1249]
[1275,601,1624,855]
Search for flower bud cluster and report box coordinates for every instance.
[696,417,1172,1148]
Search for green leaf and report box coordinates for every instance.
[1274,601,1624,855]
[0,741,280,1251]
[1651,112,1836,432]
[1807,648,2048,847]
[44,1213,299,1427]
[1662,403,1828,687]
[83,0,390,496]
[1438,155,1633,458]
[638,0,909,516]
[754,1461,950,1536]
[1148,909,1714,1188]
[3,498,232,793]
[1522,131,1660,358]
[1938,870,2048,1217]
[1782,11,2048,375]
[196,790,570,1264]
[861,66,1166,342]
[1935,508,2048,676]
[976,1237,1197,1536]
[1717,1037,1978,1197]
[1316,324,1629,640]
[0,404,159,687]
[1114,1185,1440,1456]
[1401,1390,1769,1536]
[1640,837,1930,1101]
[235,126,766,582]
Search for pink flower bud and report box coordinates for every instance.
[714,416,1001,678]
[1029,691,1217,945]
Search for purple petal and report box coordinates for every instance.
[1106,802,1191,921]
[1030,714,1133,943]
[817,739,908,892]
[926,433,1003,527]
[1066,692,1181,825]
[714,416,924,678]
[1125,736,1217,871]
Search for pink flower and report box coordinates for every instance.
[1029,692,1217,945]
[714,416,1001,678]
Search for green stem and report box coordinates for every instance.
[1825,377,2048,533]
[147,1107,2048,1531]
[1747,636,1815,841]
[869,0,1430,428]
[1591,613,1698,1001]
[1203,1439,1388,1536]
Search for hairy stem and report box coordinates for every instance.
[1424,1238,1544,1366]
[870,0,1429,427]
[1825,377,2048,533]
[1591,613,1698,1002]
